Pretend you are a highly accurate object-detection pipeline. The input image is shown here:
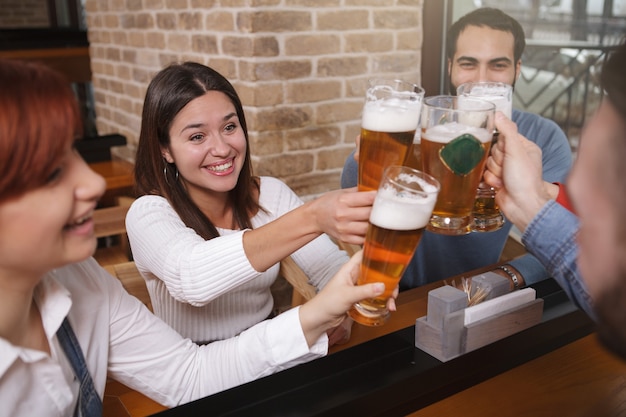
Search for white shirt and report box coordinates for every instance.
[126,176,349,342]
[0,258,327,417]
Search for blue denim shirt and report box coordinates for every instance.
[523,200,595,318]
[341,109,573,289]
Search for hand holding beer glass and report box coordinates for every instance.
[421,95,495,235]
[349,166,439,326]
[358,79,424,191]
[457,82,513,232]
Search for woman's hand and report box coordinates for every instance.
[308,188,375,245]
[299,251,396,347]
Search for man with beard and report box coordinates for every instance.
[340,8,573,292]
[485,41,626,355]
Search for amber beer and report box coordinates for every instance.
[457,82,513,232]
[473,186,499,214]
[350,166,439,326]
[420,95,495,235]
[421,124,492,234]
[357,81,424,191]
[404,140,422,170]
[352,222,425,322]
[472,182,502,230]
[358,121,416,191]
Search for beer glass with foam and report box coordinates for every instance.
[421,95,495,235]
[457,82,513,232]
[358,79,424,191]
[349,166,439,326]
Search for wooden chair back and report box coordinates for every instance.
[104,261,152,312]
[279,257,316,306]
[279,241,362,307]
[335,241,361,257]
[93,196,134,265]
[93,204,129,239]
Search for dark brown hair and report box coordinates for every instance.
[601,42,626,129]
[134,62,261,240]
[446,7,526,64]
[0,59,81,201]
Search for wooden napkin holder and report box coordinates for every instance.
[415,272,544,362]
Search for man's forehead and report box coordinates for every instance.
[454,25,515,59]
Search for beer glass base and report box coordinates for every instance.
[427,215,472,235]
[348,303,390,327]
[472,214,505,232]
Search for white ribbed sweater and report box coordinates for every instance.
[126,177,349,342]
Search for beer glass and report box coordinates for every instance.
[349,165,439,326]
[457,82,513,232]
[403,137,422,171]
[358,79,424,191]
[421,95,495,235]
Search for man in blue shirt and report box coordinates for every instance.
[485,42,626,358]
[341,8,573,290]
[485,114,593,319]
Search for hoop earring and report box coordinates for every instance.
[163,164,179,185]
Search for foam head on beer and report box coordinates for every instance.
[424,122,492,145]
[370,172,438,231]
[362,85,422,133]
[454,97,496,128]
[358,83,424,191]
[457,82,513,119]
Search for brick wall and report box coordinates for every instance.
[85,0,423,198]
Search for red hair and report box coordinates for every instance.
[0,59,82,201]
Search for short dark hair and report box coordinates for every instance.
[601,42,626,124]
[446,7,526,64]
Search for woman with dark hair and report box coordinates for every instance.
[127,62,374,345]
[0,58,388,416]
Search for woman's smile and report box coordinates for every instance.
[63,210,95,235]
[205,158,235,176]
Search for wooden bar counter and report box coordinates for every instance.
[89,159,135,207]
[89,160,134,192]
[103,271,626,417]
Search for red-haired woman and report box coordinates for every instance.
[0,58,389,417]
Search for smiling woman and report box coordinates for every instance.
[0,58,389,417]
[160,91,247,211]
[0,59,106,273]
[127,62,379,346]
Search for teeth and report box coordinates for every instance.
[208,160,233,172]
[74,214,90,226]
